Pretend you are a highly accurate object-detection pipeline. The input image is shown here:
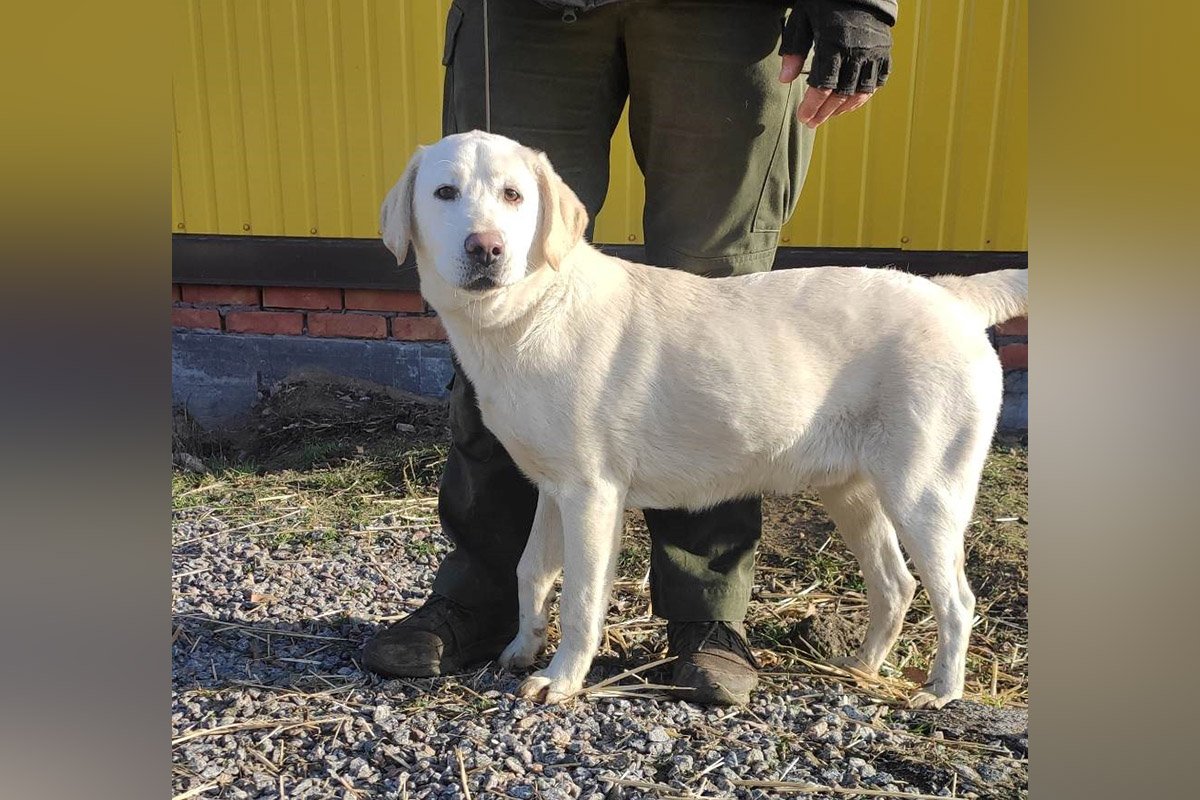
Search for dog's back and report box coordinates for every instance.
[585,263,1021,510]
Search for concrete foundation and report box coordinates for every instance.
[172,331,455,427]
[172,331,1028,434]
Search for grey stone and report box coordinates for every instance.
[647,725,670,743]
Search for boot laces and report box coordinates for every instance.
[668,621,759,669]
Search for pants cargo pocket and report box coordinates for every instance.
[751,108,787,232]
[752,83,810,234]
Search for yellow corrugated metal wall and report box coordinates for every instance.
[173,0,1027,251]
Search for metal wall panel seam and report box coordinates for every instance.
[221,0,254,233]
[895,0,922,250]
[290,2,319,235]
[187,0,218,228]
[254,0,285,233]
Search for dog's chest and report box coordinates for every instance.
[474,388,562,482]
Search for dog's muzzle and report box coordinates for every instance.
[461,231,506,291]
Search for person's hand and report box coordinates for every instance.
[778,1,894,129]
[779,53,873,128]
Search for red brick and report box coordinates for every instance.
[995,316,1027,337]
[172,284,182,302]
[262,287,342,310]
[344,289,425,313]
[180,284,260,306]
[999,343,1028,370]
[307,312,387,339]
[391,316,447,341]
[172,308,221,330]
[226,311,304,336]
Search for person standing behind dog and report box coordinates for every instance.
[364,0,896,706]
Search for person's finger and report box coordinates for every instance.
[806,92,849,128]
[829,92,872,119]
[834,58,863,95]
[807,46,842,93]
[855,59,880,93]
[796,85,833,126]
[779,53,805,84]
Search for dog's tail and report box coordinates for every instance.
[929,269,1028,328]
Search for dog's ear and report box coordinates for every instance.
[534,151,588,269]
[380,147,424,261]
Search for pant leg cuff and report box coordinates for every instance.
[652,586,751,623]
[431,570,515,612]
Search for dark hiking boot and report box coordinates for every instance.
[362,594,516,678]
[666,620,760,706]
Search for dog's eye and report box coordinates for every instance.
[504,188,522,203]
[434,185,459,201]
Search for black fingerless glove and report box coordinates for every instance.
[780,0,896,94]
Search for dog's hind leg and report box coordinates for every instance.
[499,492,564,671]
[819,478,917,676]
[517,481,623,704]
[874,427,990,709]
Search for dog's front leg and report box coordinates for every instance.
[499,493,563,670]
[516,482,623,704]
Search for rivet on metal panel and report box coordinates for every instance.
[900,236,910,244]
[176,223,185,230]
[627,234,636,242]
[310,227,318,235]
[243,223,251,231]
[781,236,791,243]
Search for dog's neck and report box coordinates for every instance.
[426,243,619,382]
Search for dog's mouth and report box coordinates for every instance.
[462,275,499,292]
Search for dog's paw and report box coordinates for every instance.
[497,632,545,671]
[907,681,962,710]
[516,671,580,705]
[827,655,878,678]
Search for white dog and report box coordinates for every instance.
[381,131,1027,709]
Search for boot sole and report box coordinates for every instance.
[667,682,753,707]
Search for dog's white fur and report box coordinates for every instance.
[382,131,1028,709]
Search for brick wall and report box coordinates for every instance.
[171,285,446,342]
[995,316,1028,370]
[174,283,1028,366]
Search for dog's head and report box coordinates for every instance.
[380,131,588,308]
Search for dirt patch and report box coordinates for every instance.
[779,611,862,661]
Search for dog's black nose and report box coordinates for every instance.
[464,231,505,266]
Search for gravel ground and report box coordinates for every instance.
[172,510,1027,800]
[172,383,1027,799]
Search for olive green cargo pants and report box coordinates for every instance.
[430,0,814,622]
